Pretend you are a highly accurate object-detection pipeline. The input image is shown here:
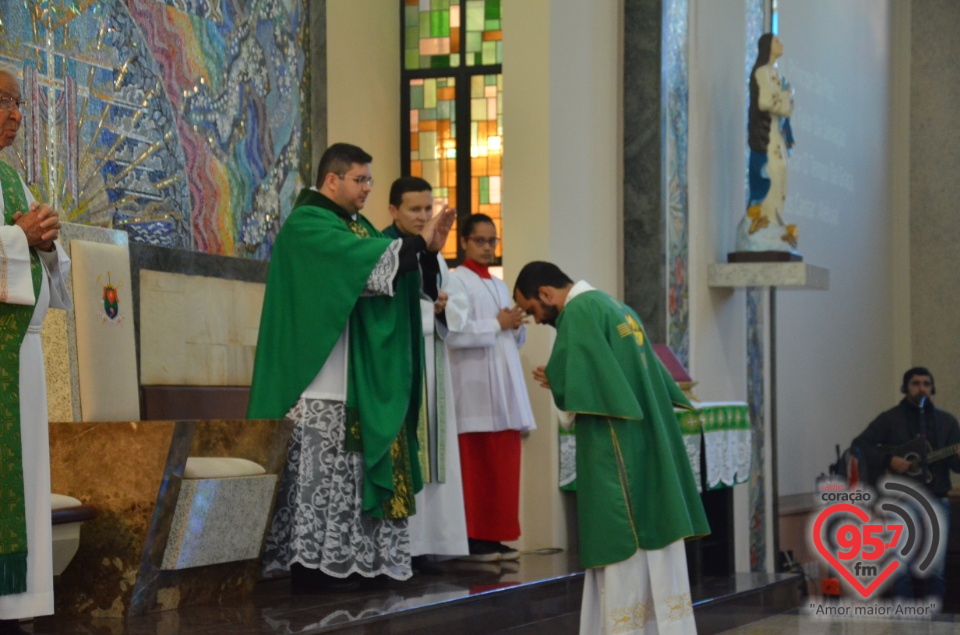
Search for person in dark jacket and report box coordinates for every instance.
[853,367,960,604]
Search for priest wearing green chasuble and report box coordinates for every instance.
[515,261,709,635]
[249,143,455,587]
[0,68,72,632]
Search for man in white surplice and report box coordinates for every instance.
[0,67,72,633]
[383,177,469,565]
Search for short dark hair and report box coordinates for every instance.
[389,176,432,207]
[316,143,373,187]
[514,261,574,299]
[459,213,495,239]
[901,367,936,395]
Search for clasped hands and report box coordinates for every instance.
[497,306,526,331]
[13,202,60,252]
[419,205,456,253]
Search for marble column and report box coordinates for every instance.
[911,0,960,412]
[623,0,666,343]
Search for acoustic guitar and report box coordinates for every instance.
[885,438,960,483]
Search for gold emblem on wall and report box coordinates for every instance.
[96,272,125,325]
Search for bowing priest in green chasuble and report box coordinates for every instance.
[249,143,455,587]
[515,261,709,635]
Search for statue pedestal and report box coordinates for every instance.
[727,250,802,263]
[708,262,828,289]
[708,261,829,570]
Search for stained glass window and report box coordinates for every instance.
[464,0,501,67]
[409,77,459,259]
[469,74,502,258]
[404,0,459,70]
[402,0,502,263]
[405,0,502,70]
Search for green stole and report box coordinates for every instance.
[382,223,446,484]
[0,161,41,595]
[248,189,423,519]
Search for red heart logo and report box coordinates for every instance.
[812,503,900,598]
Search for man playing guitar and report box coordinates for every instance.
[852,367,960,604]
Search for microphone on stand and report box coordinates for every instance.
[918,395,930,478]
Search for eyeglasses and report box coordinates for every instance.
[338,174,374,188]
[0,97,26,112]
[468,236,499,248]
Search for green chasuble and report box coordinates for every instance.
[545,288,710,569]
[0,160,41,595]
[248,188,423,519]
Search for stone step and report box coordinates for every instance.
[32,553,802,633]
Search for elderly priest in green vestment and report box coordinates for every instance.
[0,67,72,633]
[514,261,710,635]
[249,143,455,589]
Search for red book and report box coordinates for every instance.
[653,344,693,384]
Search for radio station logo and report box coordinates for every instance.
[810,476,944,602]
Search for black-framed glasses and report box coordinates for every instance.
[0,97,26,112]
[468,236,499,248]
[338,174,374,187]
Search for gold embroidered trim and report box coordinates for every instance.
[606,592,692,632]
[380,425,416,519]
[348,220,369,238]
[625,314,644,345]
[0,237,7,302]
[608,420,641,549]
[608,599,653,633]
[663,592,693,622]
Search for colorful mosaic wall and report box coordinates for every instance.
[664,0,690,367]
[403,0,501,70]
[0,0,309,258]
[409,76,458,259]
[470,73,501,258]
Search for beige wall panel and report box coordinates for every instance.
[139,273,188,385]
[326,0,399,230]
[139,270,264,386]
[45,224,130,422]
[71,240,140,421]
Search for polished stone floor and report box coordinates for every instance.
[24,551,582,634]
[18,552,805,634]
[719,609,960,633]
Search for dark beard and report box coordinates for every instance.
[540,302,560,327]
